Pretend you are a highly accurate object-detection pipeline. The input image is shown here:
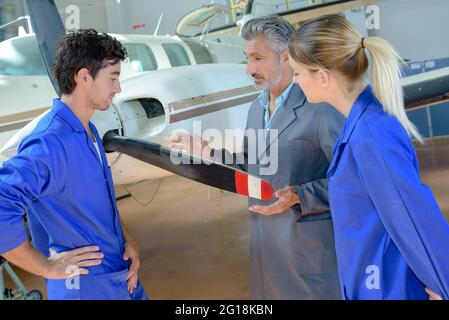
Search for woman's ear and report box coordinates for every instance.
[317,69,330,88]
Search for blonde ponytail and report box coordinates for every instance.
[363,37,423,142]
[288,14,423,142]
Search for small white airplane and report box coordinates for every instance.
[0,21,274,202]
[0,31,246,147]
[0,1,267,199]
[0,15,252,179]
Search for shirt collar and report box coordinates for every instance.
[259,82,295,111]
[52,98,87,133]
[341,85,376,143]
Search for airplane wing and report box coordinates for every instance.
[0,109,51,158]
[402,66,449,109]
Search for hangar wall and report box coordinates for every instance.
[53,0,225,36]
[375,0,449,62]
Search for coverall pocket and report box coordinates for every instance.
[46,278,83,300]
[47,269,131,300]
[91,268,130,300]
[293,218,338,275]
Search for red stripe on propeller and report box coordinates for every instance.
[234,171,249,196]
[261,180,273,201]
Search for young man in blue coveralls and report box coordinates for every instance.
[0,29,148,300]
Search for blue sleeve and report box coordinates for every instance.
[0,133,67,254]
[354,129,449,299]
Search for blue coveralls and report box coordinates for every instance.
[327,85,449,299]
[0,99,148,300]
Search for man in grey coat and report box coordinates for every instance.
[173,15,344,299]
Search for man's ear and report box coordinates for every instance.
[317,69,330,88]
[74,68,91,87]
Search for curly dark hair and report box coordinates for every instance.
[53,29,127,95]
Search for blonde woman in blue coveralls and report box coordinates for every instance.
[287,14,449,300]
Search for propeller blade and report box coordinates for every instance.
[103,131,273,201]
[26,0,65,96]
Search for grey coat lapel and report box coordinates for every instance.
[262,84,307,154]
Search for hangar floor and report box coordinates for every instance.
[4,137,449,300]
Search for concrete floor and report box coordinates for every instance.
[117,177,250,299]
[3,137,449,300]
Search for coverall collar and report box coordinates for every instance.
[341,85,375,144]
[52,98,90,133]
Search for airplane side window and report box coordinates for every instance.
[0,37,47,76]
[183,40,215,64]
[162,43,191,67]
[122,43,158,72]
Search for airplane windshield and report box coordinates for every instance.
[176,4,233,38]
[0,36,47,76]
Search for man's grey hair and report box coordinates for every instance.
[241,15,294,53]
